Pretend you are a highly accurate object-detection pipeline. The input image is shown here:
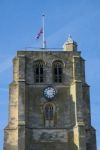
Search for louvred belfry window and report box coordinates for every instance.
[53,61,63,83]
[34,60,44,83]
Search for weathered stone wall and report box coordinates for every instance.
[24,51,75,85]
[4,128,18,150]
[26,86,74,128]
[4,50,97,150]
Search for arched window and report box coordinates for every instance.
[45,104,53,120]
[53,61,63,83]
[34,60,44,83]
[44,103,55,127]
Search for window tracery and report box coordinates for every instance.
[34,60,44,83]
[44,103,55,127]
[53,61,63,83]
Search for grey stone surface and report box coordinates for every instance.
[4,40,97,150]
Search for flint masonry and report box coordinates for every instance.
[4,36,97,150]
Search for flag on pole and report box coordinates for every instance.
[35,15,46,49]
[36,28,43,39]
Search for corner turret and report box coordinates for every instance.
[63,35,77,51]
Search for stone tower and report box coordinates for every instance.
[4,36,97,150]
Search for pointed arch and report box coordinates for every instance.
[52,60,63,83]
[45,103,53,120]
[44,103,56,128]
[34,60,45,83]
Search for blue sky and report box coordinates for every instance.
[0,0,100,149]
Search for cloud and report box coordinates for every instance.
[46,8,100,48]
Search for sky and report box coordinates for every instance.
[0,0,100,149]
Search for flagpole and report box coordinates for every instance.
[42,14,45,49]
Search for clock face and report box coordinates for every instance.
[43,87,56,99]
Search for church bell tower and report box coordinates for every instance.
[4,36,97,150]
